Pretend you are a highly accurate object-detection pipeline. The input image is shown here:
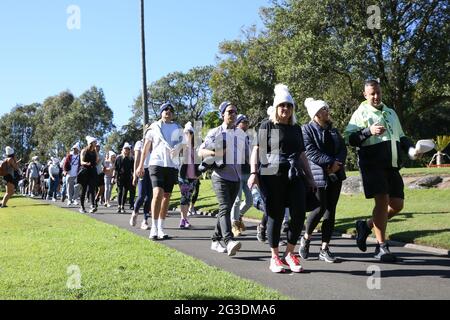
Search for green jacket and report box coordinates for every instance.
[344,101,413,169]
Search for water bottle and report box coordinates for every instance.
[251,186,265,212]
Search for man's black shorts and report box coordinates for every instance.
[149,166,178,193]
[97,172,105,187]
[360,167,404,199]
[3,174,14,184]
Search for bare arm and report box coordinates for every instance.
[247,146,260,189]
[80,149,89,166]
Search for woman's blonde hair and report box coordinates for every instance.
[269,103,297,125]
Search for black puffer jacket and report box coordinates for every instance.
[302,121,347,188]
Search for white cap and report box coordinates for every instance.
[32,156,39,161]
[273,84,295,109]
[108,151,116,158]
[5,146,14,156]
[72,143,80,150]
[415,140,436,154]
[123,142,132,150]
[304,98,329,119]
[86,136,97,145]
[184,121,194,133]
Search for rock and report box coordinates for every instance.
[341,176,364,195]
[414,176,443,188]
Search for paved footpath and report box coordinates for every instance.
[52,200,450,300]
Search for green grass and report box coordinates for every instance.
[178,177,450,250]
[346,167,450,177]
[0,197,287,300]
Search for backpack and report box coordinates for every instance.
[63,154,72,172]
[0,159,8,177]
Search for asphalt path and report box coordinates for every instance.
[51,199,450,300]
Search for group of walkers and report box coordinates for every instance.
[1,79,425,273]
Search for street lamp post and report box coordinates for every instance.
[140,0,149,129]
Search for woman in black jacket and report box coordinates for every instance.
[114,143,134,214]
[300,98,347,263]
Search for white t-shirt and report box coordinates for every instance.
[145,121,183,168]
[67,153,80,177]
[135,140,151,169]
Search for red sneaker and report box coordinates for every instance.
[283,253,304,273]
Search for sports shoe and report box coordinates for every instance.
[256,224,267,242]
[179,218,186,229]
[299,237,311,260]
[226,240,242,257]
[67,200,72,206]
[211,241,227,253]
[89,207,97,214]
[238,217,246,232]
[73,200,79,206]
[283,252,304,273]
[79,208,87,214]
[157,229,170,240]
[319,247,337,263]
[356,220,372,252]
[269,256,288,273]
[231,221,241,238]
[184,219,191,228]
[141,221,150,230]
[374,242,397,262]
[149,227,158,240]
[130,213,138,227]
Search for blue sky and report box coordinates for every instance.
[0,0,268,127]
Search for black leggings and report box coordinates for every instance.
[305,181,342,243]
[191,180,200,204]
[260,173,306,248]
[117,176,132,208]
[80,176,97,210]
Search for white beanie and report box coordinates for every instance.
[32,156,38,161]
[108,151,116,158]
[122,142,132,150]
[184,121,194,133]
[304,98,329,119]
[266,106,275,117]
[86,136,97,145]
[5,146,14,156]
[273,84,295,109]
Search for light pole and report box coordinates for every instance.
[140,0,149,129]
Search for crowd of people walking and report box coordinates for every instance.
[1,80,425,272]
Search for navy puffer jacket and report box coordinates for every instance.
[302,121,347,188]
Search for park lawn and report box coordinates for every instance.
[176,178,450,250]
[0,197,287,300]
[346,167,450,177]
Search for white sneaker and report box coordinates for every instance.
[149,227,158,240]
[270,257,288,273]
[140,221,150,230]
[211,241,227,253]
[284,252,304,273]
[157,229,169,240]
[226,240,242,257]
[129,213,138,227]
[73,200,79,206]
